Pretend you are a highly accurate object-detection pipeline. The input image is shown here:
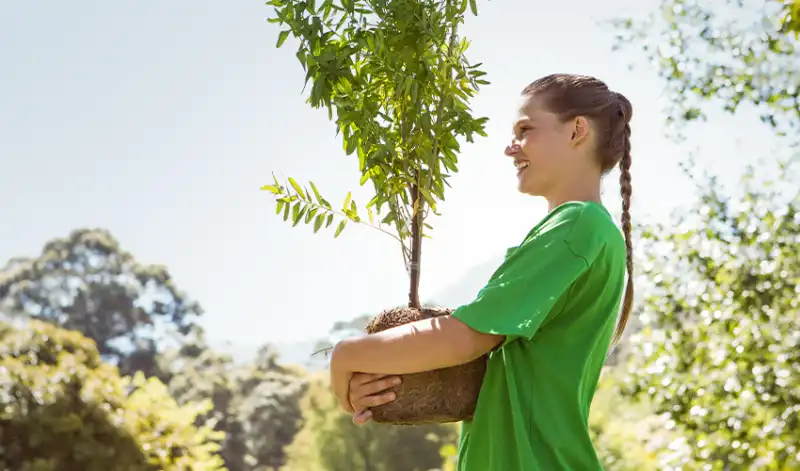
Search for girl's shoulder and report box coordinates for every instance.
[523,201,617,243]
[516,201,624,263]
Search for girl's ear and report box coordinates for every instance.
[569,116,590,147]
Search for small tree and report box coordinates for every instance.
[261,0,488,307]
[261,0,489,424]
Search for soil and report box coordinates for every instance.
[364,306,487,425]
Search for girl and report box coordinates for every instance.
[329,73,634,471]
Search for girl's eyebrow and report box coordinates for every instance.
[517,116,535,125]
[512,117,533,133]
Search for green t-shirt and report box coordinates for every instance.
[451,201,626,471]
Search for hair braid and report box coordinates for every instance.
[613,121,634,346]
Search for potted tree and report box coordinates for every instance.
[262,0,490,424]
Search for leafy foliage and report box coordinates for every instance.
[0,228,202,377]
[284,373,458,471]
[0,319,224,471]
[163,330,308,471]
[783,0,800,36]
[588,368,678,471]
[623,161,800,470]
[261,0,489,305]
[611,0,800,134]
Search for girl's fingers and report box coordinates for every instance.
[350,373,387,387]
[351,390,396,411]
[348,374,402,412]
[352,409,372,426]
[355,375,402,396]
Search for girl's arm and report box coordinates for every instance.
[329,315,503,412]
[330,315,504,375]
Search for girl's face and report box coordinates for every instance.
[504,94,584,196]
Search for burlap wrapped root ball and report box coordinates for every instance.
[364,306,487,425]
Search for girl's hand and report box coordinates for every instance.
[331,367,355,413]
[348,373,401,425]
[330,349,355,413]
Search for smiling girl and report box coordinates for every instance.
[329,73,635,470]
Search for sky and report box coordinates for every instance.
[0,0,783,350]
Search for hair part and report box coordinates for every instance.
[522,74,634,346]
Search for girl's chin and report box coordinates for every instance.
[517,175,542,196]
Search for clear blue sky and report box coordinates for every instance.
[0,0,778,349]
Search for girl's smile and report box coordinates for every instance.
[515,159,530,177]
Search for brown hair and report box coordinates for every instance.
[522,74,634,346]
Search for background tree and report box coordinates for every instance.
[587,367,679,471]
[0,228,202,377]
[611,0,800,134]
[622,159,800,469]
[163,330,308,471]
[284,373,458,471]
[160,327,248,471]
[0,318,224,471]
[237,346,309,471]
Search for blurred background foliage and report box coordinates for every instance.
[1,0,798,470]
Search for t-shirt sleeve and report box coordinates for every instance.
[451,205,603,345]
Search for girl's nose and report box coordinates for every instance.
[505,142,521,156]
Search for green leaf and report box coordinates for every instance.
[366,194,381,209]
[419,187,436,209]
[442,156,458,172]
[309,181,324,205]
[343,191,352,211]
[260,184,281,194]
[314,214,324,233]
[292,203,305,226]
[276,200,285,215]
[325,213,334,228]
[344,136,358,155]
[305,206,318,223]
[469,0,477,15]
[277,30,291,48]
[334,220,346,238]
[288,177,305,197]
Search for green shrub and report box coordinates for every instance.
[0,319,225,471]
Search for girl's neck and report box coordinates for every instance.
[545,181,602,213]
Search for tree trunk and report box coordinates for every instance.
[408,181,423,309]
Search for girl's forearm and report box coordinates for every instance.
[330,315,503,375]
